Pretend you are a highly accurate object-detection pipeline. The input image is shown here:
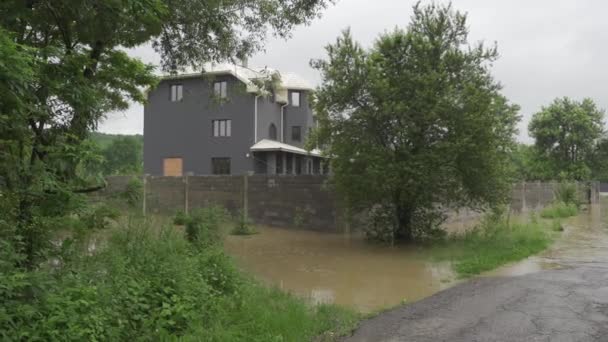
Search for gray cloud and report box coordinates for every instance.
[98,0,608,143]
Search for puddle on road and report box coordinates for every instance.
[488,198,608,277]
[225,228,455,313]
[225,198,608,313]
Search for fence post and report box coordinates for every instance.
[243,174,249,222]
[184,175,189,215]
[142,175,147,217]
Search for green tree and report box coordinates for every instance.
[102,136,143,175]
[0,0,332,268]
[589,137,608,182]
[509,144,554,181]
[529,97,604,180]
[310,3,520,242]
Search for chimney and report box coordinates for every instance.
[239,57,248,68]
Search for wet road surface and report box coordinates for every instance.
[345,203,608,341]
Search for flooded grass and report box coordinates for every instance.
[540,202,578,219]
[430,217,558,278]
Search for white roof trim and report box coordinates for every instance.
[160,63,314,92]
[250,139,323,157]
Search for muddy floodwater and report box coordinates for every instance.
[224,228,456,313]
[225,199,607,313]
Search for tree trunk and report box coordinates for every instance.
[394,201,414,242]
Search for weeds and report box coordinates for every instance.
[432,210,560,278]
[540,202,578,219]
[0,210,358,341]
[231,210,257,235]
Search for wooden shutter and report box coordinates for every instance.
[163,158,183,176]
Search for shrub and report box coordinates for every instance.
[540,202,578,219]
[185,206,226,247]
[231,210,256,235]
[121,177,143,208]
[173,210,189,225]
[81,203,120,229]
[555,182,579,207]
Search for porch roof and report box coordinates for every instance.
[250,139,323,157]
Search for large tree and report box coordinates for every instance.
[0,0,332,268]
[529,97,604,181]
[310,3,520,241]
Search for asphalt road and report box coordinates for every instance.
[344,206,608,342]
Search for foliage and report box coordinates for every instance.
[80,203,120,230]
[310,3,520,241]
[589,137,608,182]
[121,177,143,208]
[509,144,555,181]
[185,207,227,247]
[0,0,333,269]
[432,212,556,277]
[101,136,143,175]
[173,210,189,225]
[231,210,257,236]
[529,97,605,181]
[540,202,578,219]
[555,182,580,207]
[0,214,358,341]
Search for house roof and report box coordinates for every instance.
[250,139,323,157]
[160,63,314,93]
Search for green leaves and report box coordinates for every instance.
[312,3,519,241]
[529,97,604,180]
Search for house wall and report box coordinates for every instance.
[283,90,314,148]
[144,77,315,176]
[144,75,256,176]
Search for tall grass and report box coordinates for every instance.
[0,211,358,341]
[540,202,578,219]
[432,212,557,278]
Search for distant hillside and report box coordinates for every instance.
[90,132,143,149]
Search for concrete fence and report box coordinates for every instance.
[104,175,600,233]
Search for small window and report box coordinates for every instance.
[269,123,277,140]
[291,91,300,107]
[212,119,231,137]
[214,81,227,99]
[292,126,301,142]
[212,158,231,175]
[170,84,183,102]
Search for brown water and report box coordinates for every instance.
[225,199,608,313]
[225,228,456,313]
[488,199,608,277]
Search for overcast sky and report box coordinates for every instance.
[98,0,608,143]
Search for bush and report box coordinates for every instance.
[0,216,359,341]
[81,203,120,229]
[540,202,578,219]
[185,206,226,247]
[555,182,579,207]
[231,210,256,235]
[173,210,189,225]
[121,177,143,208]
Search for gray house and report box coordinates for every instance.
[144,64,325,176]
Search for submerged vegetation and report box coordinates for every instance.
[432,211,561,278]
[540,202,578,219]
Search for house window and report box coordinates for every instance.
[291,91,300,107]
[214,81,227,99]
[292,126,301,142]
[212,119,231,137]
[212,158,231,174]
[170,84,183,102]
[269,123,277,140]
